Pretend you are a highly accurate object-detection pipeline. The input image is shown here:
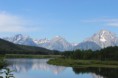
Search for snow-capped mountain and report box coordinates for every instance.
[85,30,118,48]
[47,36,73,51]
[3,30,118,51]
[3,34,37,46]
[3,35,73,51]
[75,30,118,50]
[34,36,73,51]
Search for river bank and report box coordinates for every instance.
[48,58,118,68]
[5,54,62,58]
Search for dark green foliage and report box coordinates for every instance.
[73,67,118,78]
[0,55,5,68]
[62,46,118,61]
[0,68,15,78]
[0,38,59,55]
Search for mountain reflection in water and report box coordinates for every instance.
[4,59,118,78]
[7,59,65,74]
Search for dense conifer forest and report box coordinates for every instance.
[62,46,118,61]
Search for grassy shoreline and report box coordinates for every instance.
[48,58,118,68]
[5,54,62,58]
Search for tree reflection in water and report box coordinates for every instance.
[73,67,118,78]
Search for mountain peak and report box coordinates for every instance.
[99,30,109,42]
[14,34,29,38]
[98,29,113,35]
[52,36,64,40]
[3,34,37,46]
[55,35,61,37]
[97,30,116,42]
[55,35,63,38]
[99,29,110,32]
[85,29,118,48]
[15,34,23,36]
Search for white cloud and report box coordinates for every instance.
[82,18,118,23]
[81,18,118,27]
[107,23,118,27]
[0,11,39,32]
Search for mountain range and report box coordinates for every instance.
[3,30,118,51]
[3,35,73,51]
[0,38,54,54]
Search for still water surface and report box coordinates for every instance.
[4,59,118,78]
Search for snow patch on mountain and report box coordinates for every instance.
[83,30,118,48]
[34,38,49,44]
[100,30,107,42]
[3,34,37,46]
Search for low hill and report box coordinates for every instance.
[0,38,57,55]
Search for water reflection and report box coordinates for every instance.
[91,73,104,78]
[73,67,118,78]
[7,59,66,74]
[4,59,118,78]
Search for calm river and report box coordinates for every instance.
[2,59,118,78]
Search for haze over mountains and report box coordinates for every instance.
[3,30,118,51]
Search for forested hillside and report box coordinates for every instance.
[0,38,58,55]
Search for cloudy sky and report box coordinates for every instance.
[0,0,118,43]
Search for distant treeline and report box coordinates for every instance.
[62,46,118,61]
